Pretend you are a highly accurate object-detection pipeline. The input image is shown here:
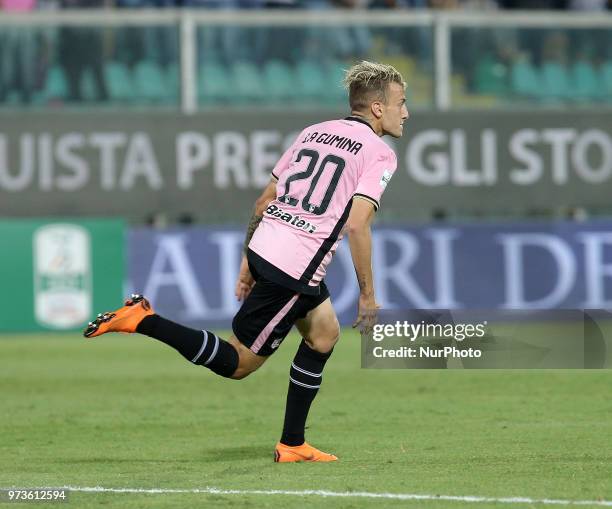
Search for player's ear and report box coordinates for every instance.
[371,101,383,119]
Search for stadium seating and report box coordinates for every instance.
[166,62,180,100]
[199,60,233,105]
[262,60,296,104]
[325,60,347,105]
[41,65,68,103]
[133,60,175,104]
[104,61,135,103]
[28,56,612,109]
[3,88,23,105]
[508,57,611,104]
[231,61,266,103]
[475,55,508,96]
[294,60,327,102]
[4,36,611,109]
[601,60,612,101]
[79,69,98,103]
[570,60,602,102]
[540,62,572,101]
[510,58,543,100]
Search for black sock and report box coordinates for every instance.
[280,339,332,447]
[137,315,238,378]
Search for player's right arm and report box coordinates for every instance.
[346,198,377,334]
[235,130,309,300]
[243,179,277,253]
[235,179,277,301]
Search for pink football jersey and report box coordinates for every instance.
[248,117,397,295]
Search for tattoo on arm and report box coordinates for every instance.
[243,212,263,254]
[357,274,368,293]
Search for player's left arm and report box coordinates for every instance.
[347,148,397,329]
[346,198,377,333]
[235,179,277,301]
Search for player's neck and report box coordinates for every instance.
[349,112,383,137]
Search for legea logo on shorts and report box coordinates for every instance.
[33,224,92,329]
[270,338,283,350]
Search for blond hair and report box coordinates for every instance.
[343,60,406,112]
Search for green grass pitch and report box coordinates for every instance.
[1,329,611,508]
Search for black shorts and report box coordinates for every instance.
[232,272,330,357]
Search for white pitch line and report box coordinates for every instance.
[10,486,609,507]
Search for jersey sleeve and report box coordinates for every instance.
[353,149,397,211]
[271,130,306,181]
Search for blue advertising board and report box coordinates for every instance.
[128,221,612,329]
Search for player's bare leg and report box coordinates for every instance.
[83,295,267,380]
[227,337,268,379]
[296,297,341,354]
[274,298,339,463]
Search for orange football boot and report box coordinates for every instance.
[83,294,154,339]
[274,442,338,463]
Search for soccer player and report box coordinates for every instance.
[84,60,408,463]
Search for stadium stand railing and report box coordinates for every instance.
[0,10,611,112]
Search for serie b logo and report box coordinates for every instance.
[33,224,92,329]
